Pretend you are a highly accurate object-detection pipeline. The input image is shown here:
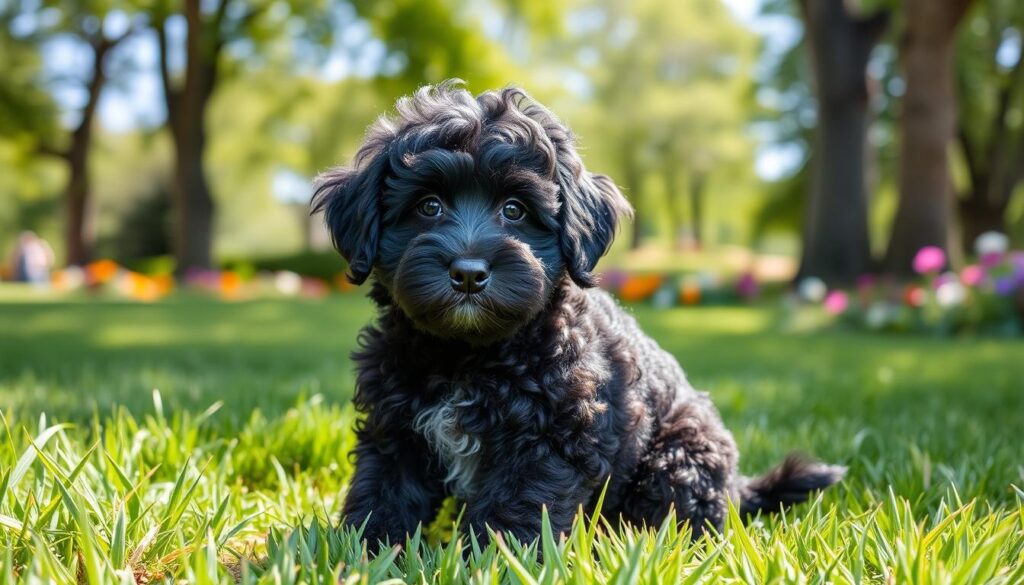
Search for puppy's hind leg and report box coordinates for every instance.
[618,395,741,538]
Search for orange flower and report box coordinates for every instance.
[133,275,163,302]
[85,259,119,285]
[153,274,174,296]
[52,269,77,291]
[220,271,243,300]
[619,275,663,302]
[679,282,701,305]
[904,285,926,308]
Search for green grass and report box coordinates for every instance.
[1,292,1023,583]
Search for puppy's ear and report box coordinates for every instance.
[500,88,632,287]
[556,167,632,287]
[312,137,391,285]
[520,108,631,287]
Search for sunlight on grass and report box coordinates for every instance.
[631,305,778,335]
[1,294,1023,582]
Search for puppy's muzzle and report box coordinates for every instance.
[449,258,490,294]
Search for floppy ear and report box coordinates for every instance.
[556,166,633,287]
[502,88,632,287]
[312,141,391,285]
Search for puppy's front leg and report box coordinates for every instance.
[465,448,591,546]
[342,434,444,548]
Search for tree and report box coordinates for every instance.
[563,0,756,250]
[153,0,355,273]
[0,4,59,246]
[884,0,976,275]
[151,0,527,274]
[796,0,888,285]
[155,0,244,273]
[954,0,1024,251]
[2,2,137,266]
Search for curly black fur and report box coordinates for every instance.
[314,81,845,546]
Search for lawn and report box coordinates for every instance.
[1,291,1022,583]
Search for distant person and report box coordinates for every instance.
[8,231,55,286]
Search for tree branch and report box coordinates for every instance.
[212,0,232,38]
[955,68,983,192]
[35,142,69,160]
[156,17,179,136]
[948,0,977,34]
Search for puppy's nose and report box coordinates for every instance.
[449,258,490,294]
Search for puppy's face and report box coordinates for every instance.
[314,82,631,344]
[375,155,563,342]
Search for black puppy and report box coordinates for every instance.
[314,81,844,546]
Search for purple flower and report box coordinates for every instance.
[994,277,1016,297]
[934,271,956,289]
[598,269,629,291]
[1011,252,1024,275]
[913,246,946,274]
[856,274,877,289]
[735,271,760,300]
[980,252,1004,268]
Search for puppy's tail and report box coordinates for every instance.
[738,453,846,518]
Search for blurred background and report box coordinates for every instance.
[3,3,1024,574]
[0,0,1022,331]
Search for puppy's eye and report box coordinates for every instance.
[501,200,526,222]
[417,197,443,217]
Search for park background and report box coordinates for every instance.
[2,0,1024,583]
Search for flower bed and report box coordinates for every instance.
[597,268,763,307]
[49,260,357,302]
[806,232,1024,336]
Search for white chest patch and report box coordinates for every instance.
[413,394,481,496]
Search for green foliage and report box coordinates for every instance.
[220,250,346,281]
[0,7,58,141]
[354,0,521,93]
[1,295,1024,581]
[559,0,759,246]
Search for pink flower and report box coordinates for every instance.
[913,246,946,274]
[960,265,985,287]
[823,290,849,315]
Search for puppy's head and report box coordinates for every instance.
[313,81,631,344]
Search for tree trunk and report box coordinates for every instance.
[64,144,89,266]
[958,196,1008,249]
[623,151,643,250]
[690,172,705,249]
[798,0,888,285]
[172,134,215,272]
[662,162,685,250]
[161,0,220,276]
[954,32,1023,255]
[62,37,116,266]
[884,0,975,275]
